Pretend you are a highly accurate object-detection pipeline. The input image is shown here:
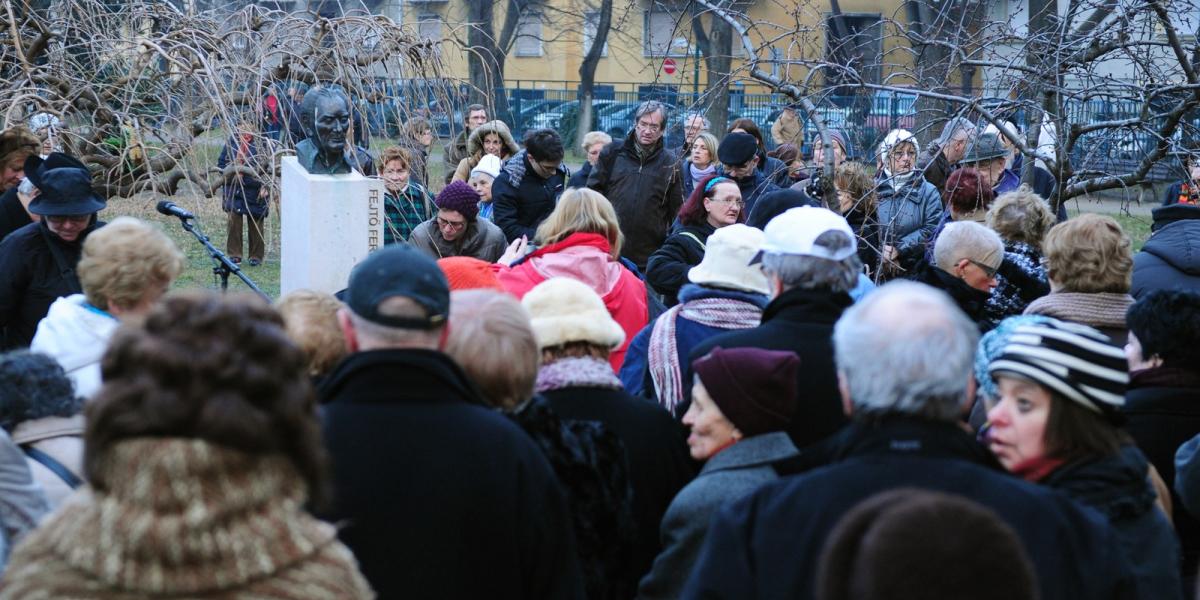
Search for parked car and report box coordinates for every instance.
[531,99,618,131]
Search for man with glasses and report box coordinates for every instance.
[588,101,684,272]
[0,153,106,349]
[917,116,976,193]
[717,131,779,219]
[913,220,1004,332]
[493,128,569,242]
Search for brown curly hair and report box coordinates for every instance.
[86,292,330,507]
[1042,213,1132,293]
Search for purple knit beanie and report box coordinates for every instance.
[692,346,800,436]
[435,180,480,221]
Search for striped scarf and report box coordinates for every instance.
[648,298,762,416]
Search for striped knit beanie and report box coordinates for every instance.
[987,318,1128,423]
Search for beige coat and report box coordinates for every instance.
[770,108,803,148]
[452,120,520,182]
[11,415,84,511]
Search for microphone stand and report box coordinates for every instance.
[174,217,271,302]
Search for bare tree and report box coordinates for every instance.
[0,0,442,200]
[576,0,614,149]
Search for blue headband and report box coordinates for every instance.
[704,176,733,194]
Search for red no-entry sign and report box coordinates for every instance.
[663,58,677,75]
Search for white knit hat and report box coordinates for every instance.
[521,277,625,350]
[471,154,502,180]
[687,224,771,295]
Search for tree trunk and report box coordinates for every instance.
[691,6,731,134]
[467,1,510,123]
[576,0,614,150]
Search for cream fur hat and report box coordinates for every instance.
[687,224,771,295]
[521,277,626,350]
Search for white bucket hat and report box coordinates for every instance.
[687,224,771,295]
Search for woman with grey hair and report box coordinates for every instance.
[982,187,1054,327]
[0,350,83,509]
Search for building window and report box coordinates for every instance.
[583,11,609,57]
[644,9,688,57]
[417,14,441,41]
[515,14,543,57]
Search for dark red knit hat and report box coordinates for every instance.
[692,346,800,436]
[435,180,480,221]
[943,168,994,219]
[437,256,502,291]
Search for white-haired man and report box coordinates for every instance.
[681,281,1135,600]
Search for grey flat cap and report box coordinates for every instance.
[961,133,1009,164]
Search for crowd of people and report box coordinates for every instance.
[0,96,1197,599]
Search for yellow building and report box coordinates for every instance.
[401,0,922,94]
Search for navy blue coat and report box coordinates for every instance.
[1132,204,1200,300]
[681,417,1138,600]
[318,349,585,600]
[492,150,569,242]
[1041,446,1182,599]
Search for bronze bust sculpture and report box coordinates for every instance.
[295,86,375,176]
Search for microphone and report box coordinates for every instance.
[156,200,195,220]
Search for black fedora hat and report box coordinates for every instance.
[27,166,106,216]
[23,152,88,190]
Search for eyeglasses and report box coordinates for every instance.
[707,196,744,208]
[967,258,999,278]
[436,216,466,231]
[636,120,663,133]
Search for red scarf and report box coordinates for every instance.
[1010,456,1067,482]
[1178,183,1200,205]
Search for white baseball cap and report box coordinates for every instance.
[755,206,857,262]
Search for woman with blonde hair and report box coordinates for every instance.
[494,187,649,371]
[682,132,720,198]
[1023,213,1135,345]
[568,130,612,189]
[275,290,347,384]
[31,216,185,399]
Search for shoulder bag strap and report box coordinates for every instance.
[678,231,706,251]
[40,226,83,292]
[21,445,83,489]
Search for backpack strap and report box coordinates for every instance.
[21,445,83,489]
[678,231,706,251]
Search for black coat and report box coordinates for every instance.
[719,166,779,220]
[541,386,697,583]
[681,417,1139,600]
[492,150,569,242]
[588,133,684,270]
[1041,446,1183,599]
[509,395,639,600]
[0,187,31,243]
[686,287,852,450]
[744,188,819,230]
[1122,368,1200,587]
[0,219,100,349]
[318,349,585,600]
[567,160,592,189]
[1132,204,1200,300]
[917,144,953,192]
[911,262,992,331]
[645,222,714,307]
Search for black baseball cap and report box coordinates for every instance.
[345,245,450,330]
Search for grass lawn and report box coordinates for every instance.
[103,148,1154,299]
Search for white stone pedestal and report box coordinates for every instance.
[280,156,384,295]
